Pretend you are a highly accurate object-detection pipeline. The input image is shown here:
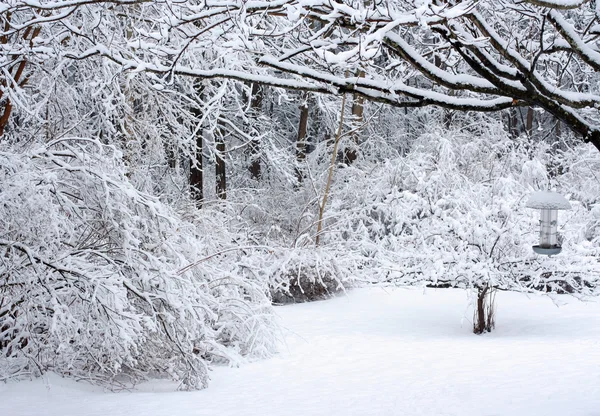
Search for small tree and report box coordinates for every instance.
[328,117,600,333]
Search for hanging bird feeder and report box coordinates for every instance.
[525,191,571,256]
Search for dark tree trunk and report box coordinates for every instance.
[248,82,262,180]
[0,101,13,138]
[215,133,227,200]
[526,107,534,137]
[190,84,204,205]
[296,92,310,183]
[0,25,40,138]
[473,285,496,334]
[189,129,204,204]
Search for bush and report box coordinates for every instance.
[267,248,352,304]
[0,138,276,389]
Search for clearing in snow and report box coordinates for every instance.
[2,287,600,416]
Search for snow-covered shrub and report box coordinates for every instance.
[585,205,600,244]
[223,179,367,303]
[552,142,600,244]
[0,138,276,389]
[264,247,366,304]
[322,120,600,332]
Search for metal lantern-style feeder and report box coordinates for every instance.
[525,191,571,256]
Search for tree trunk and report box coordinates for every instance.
[473,285,496,334]
[215,133,227,200]
[0,101,13,138]
[0,25,41,138]
[190,84,204,205]
[296,92,310,183]
[526,107,534,137]
[316,93,347,246]
[343,70,365,165]
[507,108,518,138]
[189,127,204,204]
[248,82,262,180]
[555,61,562,140]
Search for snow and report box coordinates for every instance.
[260,55,515,110]
[384,32,514,93]
[526,191,572,210]
[549,10,600,70]
[3,287,600,416]
[530,0,589,8]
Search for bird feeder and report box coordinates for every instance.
[525,191,571,256]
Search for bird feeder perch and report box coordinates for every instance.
[525,191,571,256]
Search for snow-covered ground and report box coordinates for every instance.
[3,287,600,416]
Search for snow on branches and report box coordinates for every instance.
[3,1,600,150]
[0,138,276,389]
[321,117,600,331]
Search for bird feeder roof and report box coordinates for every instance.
[525,191,572,210]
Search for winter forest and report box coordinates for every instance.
[2,0,600,413]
